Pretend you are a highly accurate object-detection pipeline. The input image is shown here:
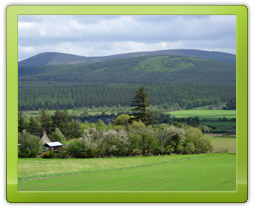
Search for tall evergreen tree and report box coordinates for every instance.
[18,112,29,132]
[130,86,156,125]
[39,108,53,134]
[52,107,63,130]
[28,117,41,135]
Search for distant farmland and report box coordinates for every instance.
[169,110,236,119]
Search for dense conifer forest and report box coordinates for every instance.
[18,54,236,110]
[19,83,235,110]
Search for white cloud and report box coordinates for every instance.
[18,45,36,53]
[18,15,236,60]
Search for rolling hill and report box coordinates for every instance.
[19,55,235,86]
[18,50,236,110]
[18,49,236,67]
[18,52,93,67]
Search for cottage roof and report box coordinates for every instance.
[45,142,63,147]
[40,131,51,144]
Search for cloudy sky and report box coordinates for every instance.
[18,15,236,61]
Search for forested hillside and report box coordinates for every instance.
[19,55,235,85]
[18,51,236,110]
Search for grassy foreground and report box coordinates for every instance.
[18,153,236,191]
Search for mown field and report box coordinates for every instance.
[208,137,236,153]
[18,152,236,191]
[169,110,236,119]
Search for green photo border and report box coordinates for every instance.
[6,5,248,203]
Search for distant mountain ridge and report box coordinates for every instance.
[18,49,236,67]
[18,52,92,67]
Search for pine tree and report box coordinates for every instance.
[52,107,62,129]
[18,112,29,132]
[130,86,156,125]
[39,108,53,134]
[28,117,41,135]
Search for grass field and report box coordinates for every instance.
[169,110,236,119]
[18,153,235,191]
[208,137,236,153]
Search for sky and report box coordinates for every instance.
[18,15,236,61]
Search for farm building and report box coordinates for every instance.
[40,131,51,144]
[45,142,63,151]
[40,131,64,151]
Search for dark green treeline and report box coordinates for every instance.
[19,83,235,110]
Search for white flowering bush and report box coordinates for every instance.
[157,126,186,154]
[81,128,102,141]
[79,127,104,156]
[67,124,212,158]
[103,129,130,156]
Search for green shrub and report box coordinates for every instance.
[171,121,185,128]
[128,132,143,155]
[96,120,107,130]
[52,148,69,158]
[114,114,131,126]
[42,151,50,158]
[184,127,213,153]
[128,126,159,155]
[199,125,211,133]
[140,131,159,155]
[67,140,88,158]
[41,151,56,158]
[50,128,66,143]
[129,121,146,130]
[18,132,43,158]
[67,128,102,158]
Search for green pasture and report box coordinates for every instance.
[208,137,236,153]
[18,153,235,191]
[169,110,236,119]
